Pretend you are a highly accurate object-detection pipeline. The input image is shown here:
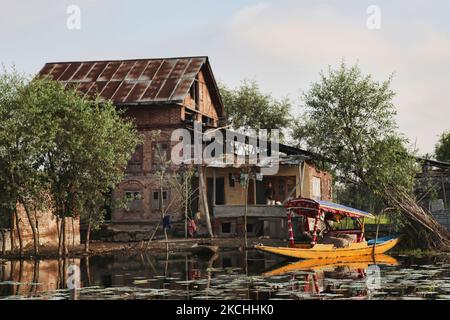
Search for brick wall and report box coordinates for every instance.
[112,127,183,222]
[3,205,80,252]
[302,162,333,201]
[112,70,223,223]
[183,69,220,123]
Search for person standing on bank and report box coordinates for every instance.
[265,182,275,205]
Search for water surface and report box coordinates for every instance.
[1,250,449,300]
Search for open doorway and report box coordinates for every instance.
[207,177,225,212]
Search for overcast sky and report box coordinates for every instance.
[1,0,449,155]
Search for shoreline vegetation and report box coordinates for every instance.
[1,238,448,262]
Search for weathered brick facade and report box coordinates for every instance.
[111,68,223,224]
[3,205,80,252]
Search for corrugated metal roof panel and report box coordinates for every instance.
[39,64,55,77]
[59,63,81,81]
[49,63,70,80]
[85,62,107,81]
[37,57,207,104]
[183,58,204,78]
[77,82,94,96]
[171,78,194,101]
[86,81,107,99]
[126,60,149,80]
[98,62,121,81]
[111,81,135,102]
[71,63,94,81]
[156,78,179,100]
[139,60,162,81]
[111,61,135,81]
[99,81,121,101]
[141,78,164,101]
[125,82,148,102]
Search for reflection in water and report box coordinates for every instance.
[0,250,449,300]
[263,255,399,299]
[0,259,80,298]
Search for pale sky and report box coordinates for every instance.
[1,0,449,155]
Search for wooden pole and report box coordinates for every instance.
[213,168,216,206]
[144,220,161,251]
[372,214,381,257]
[442,176,447,210]
[184,167,188,239]
[287,210,295,247]
[244,170,249,248]
[199,165,214,238]
[311,212,319,245]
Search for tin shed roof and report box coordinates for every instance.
[37,56,212,106]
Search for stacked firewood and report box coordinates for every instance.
[382,185,450,249]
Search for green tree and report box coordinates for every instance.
[0,69,51,256]
[0,69,140,256]
[0,186,13,255]
[294,62,449,248]
[75,102,141,253]
[22,78,140,256]
[219,80,292,135]
[435,130,450,162]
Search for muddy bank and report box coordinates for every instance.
[2,237,447,262]
[0,237,286,260]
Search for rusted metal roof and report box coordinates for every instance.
[37,57,208,105]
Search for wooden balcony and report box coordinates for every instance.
[213,205,286,218]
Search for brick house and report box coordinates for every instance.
[36,56,332,241]
[37,57,224,240]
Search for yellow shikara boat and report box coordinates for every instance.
[255,198,400,260]
[255,237,399,259]
[263,254,399,277]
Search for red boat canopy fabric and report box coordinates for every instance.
[285,198,375,219]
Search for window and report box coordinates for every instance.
[126,145,143,172]
[221,222,231,234]
[153,142,170,170]
[202,115,213,127]
[312,177,322,201]
[189,82,196,101]
[151,190,170,210]
[228,173,235,187]
[189,77,199,109]
[125,191,142,211]
[246,224,254,233]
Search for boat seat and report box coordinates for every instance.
[320,233,357,248]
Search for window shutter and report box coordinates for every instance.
[312,177,322,201]
[152,191,160,210]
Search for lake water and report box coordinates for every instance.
[1,250,449,300]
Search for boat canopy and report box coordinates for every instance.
[285,198,375,220]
